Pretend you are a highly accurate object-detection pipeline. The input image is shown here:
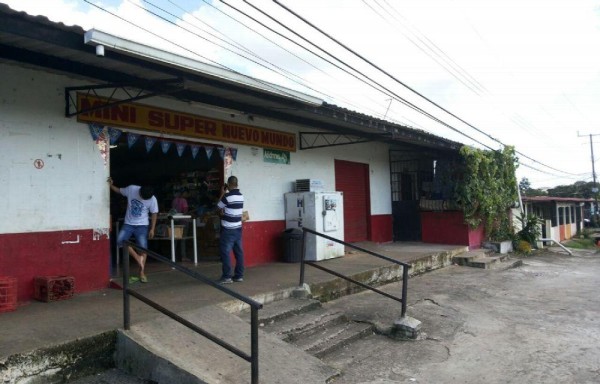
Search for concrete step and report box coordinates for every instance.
[241,297,374,359]
[453,249,491,266]
[250,298,322,325]
[292,321,374,358]
[263,307,348,342]
[116,305,338,384]
[456,253,522,270]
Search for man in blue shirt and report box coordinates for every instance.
[217,176,244,284]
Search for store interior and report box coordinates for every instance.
[109,133,224,265]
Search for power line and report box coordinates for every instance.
[366,0,485,96]
[233,0,494,149]
[271,0,580,177]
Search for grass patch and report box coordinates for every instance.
[563,237,597,249]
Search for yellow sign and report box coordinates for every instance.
[76,94,296,151]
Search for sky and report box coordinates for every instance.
[4,0,600,189]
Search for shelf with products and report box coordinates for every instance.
[161,167,222,215]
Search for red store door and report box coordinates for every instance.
[335,159,370,242]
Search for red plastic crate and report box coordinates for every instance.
[0,276,17,313]
[34,276,75,302]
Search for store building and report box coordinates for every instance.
[0,5,463,303]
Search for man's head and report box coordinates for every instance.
[227,176,238,189]
[140,186,154,200]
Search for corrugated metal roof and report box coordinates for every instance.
[0,3,461,152]
[522,196,593,203]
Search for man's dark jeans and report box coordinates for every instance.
[219,227,244,279]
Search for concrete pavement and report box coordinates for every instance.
[320,248,600,383]
[0,241,466,382]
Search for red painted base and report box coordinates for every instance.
[241,220,286,266]
[0,230,110,303]
[421,211,483,249]
[369,214,393,243]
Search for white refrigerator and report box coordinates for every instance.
[284,191,345,261]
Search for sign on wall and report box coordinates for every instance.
[76,94,296,152]
[263,148,290,164]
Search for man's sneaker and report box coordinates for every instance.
[218,278,233,285]
[233,277,244,282]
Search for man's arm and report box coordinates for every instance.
[107,177,121,194]
[149,213,158,239]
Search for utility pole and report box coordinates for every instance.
[578,132,600,217]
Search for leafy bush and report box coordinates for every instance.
[515,240,532,254]
[516,213,541,245]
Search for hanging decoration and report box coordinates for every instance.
[191,145,201,159]
[230,148,238,161]
[224,148,233,178]
[145,136,157,153]
[88,123,104,141]
[88,123,109,167]
[176,142,186,157]
[160,140,172,154]
[205,146,214,159]
[107,127,122,145]
[217,147,225,159]
[127,132,140,148]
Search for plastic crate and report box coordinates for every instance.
[167,225,185,239]
[34,276,75,302]
[0,276,17,313]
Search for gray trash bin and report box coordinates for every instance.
[282,228,303,263]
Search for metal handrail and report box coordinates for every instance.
[122,240,262,384]
[298,227,411,317]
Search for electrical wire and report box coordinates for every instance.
[271,0,581,177]
[234,0,494,149]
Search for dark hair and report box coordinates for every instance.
[140,186,154,200]
[227,176,238,187]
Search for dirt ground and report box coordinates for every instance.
[322,248,600,384]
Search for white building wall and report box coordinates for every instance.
[0,64,109,234]
[0,63,392,233]
[228,141,391,222]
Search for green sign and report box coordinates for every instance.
[263,149,290,164]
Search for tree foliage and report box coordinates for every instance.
[454,145,518,241]
[521,178,596,199]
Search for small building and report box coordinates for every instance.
[516,196,592,243]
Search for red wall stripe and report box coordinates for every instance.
[0,230,110,302]
[369,214,393,243]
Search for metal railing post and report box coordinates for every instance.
[401,266,408,318]
[192,217,198,264]
[250,306,259,384]
[123,245,131,330]
[299,228,307,286]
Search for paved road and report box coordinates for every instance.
[322,249,600,383]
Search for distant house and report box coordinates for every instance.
[515,196,593,243]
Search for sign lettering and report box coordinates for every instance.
[76,94,296,151]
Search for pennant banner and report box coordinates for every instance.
[160,140,172,154]
[230,148,238,161]
[127,133,140,148]
[107,127,122,145]
[217,147,225,159]
[191,145,200,159]
[176,142,186,157]
[205,147,213,159]
[88,123,104,141]
[145,136,157,153]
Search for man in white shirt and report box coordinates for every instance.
[109,178,158,283]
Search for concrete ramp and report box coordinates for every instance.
[115,305,339,384]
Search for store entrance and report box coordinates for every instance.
[109,133,224,270]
